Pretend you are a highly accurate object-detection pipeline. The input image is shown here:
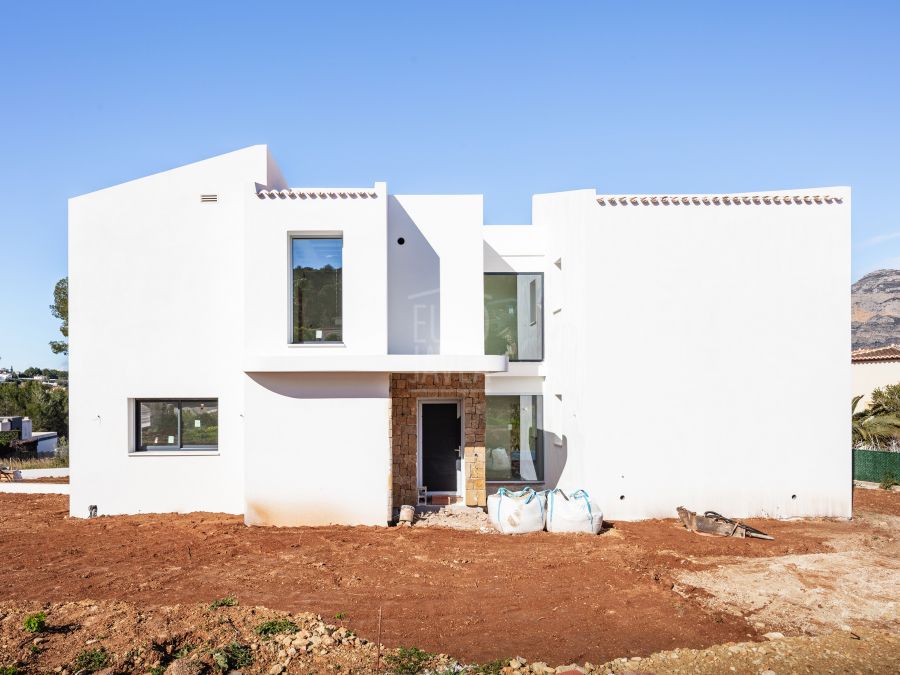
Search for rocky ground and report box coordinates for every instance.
[0,489,897,672]
[1,599,897,674]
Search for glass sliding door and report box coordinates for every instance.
[485,394,543,482]
[484,273,543,361]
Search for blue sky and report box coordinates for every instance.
[1,1,898,369]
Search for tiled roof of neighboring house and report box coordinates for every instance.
[596,193,844,207]
[852,345,900,363]
[256,188,379,200]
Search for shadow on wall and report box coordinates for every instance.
[483,240,516,273]
[247,372,389,399]
[388,197,440,354]
[542,431,567,490]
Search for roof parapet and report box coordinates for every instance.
[596,193,844,207]
[256,188,380,200]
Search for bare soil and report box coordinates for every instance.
[16,477,68,484]
[0,489,896,668]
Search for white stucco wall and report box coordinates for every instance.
[243,373,391,526]
[244,183,388,358]
[536,187,852,521]
[853,361,900,409]
[389,195,484,356]
[68,146,274,517]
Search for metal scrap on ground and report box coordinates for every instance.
[677,506,774,540]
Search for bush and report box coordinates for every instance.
[384,647,434,675]
[0,666,20,675]
[211,642,252,671]
[254,618,298,638]
[881,471,899,490]
[22,612,46,633]
[73,648,109,673]
[209,596,237,609]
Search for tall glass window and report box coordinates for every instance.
[485,395,544,482]
[292,237,343,343]
[136,399,218,451]
[484,273,543,361]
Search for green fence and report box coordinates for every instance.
[853,449,900,483]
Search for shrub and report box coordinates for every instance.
[22,612,46,633]
[384,647,434,675]
[0,666,20,675]
[472,659,507,674]
[174,644,194,659]
[881,471,899,490]
[209,596,237,609]
[211,642,253,671]
[254,618,298,638]
[73,648,109,673]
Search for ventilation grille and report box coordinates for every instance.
[200,194,218,203]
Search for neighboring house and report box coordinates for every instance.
[852,345,900,408]
[0,416,58,454]
[68,146,851,525]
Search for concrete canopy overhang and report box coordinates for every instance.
[243,354,508,373]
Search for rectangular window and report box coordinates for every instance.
[484,273,543,361]
[135,399,218,451]
[485,395,543,482]
[292,237,343,343]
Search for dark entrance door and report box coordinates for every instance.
[421,402,461,493]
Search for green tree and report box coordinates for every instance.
[870,382,900,414]
[852,394,900,449]
[49,277,68,355]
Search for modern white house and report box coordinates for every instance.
[68,146,852,526]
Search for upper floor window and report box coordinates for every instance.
[484,273,543,361]
[135,399,218,451]
[292,237,343,343]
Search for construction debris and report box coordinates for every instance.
[677,507,774,540]
[412,503,494,532]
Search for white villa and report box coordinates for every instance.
[69,146,851,526]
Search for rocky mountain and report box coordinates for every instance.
[852,269,900,349]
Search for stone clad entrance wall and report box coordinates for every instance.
[390,373,486,508]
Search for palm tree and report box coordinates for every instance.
[852,395,900,448]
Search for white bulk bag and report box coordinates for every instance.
[546,489,602,534]
[487,487,547,534]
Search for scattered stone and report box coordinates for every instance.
[764,632,785,640]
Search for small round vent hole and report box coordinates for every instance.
[619,495,625,500]
[397,237,405,245]
[791,494,797,500]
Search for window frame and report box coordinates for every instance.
[484,393,545,484]
[483,271,545,362]
[289,234,345,345]
[133,398,219,453]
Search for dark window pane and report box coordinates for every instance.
[180,400,218,447]
[485,395,543,482]
[139,401,178,450]
[484,273,542,361]
[292,238,343,343]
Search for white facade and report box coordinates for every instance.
[69,146,852,525]
[852,356,900,409]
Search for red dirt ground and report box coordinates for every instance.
[0,490,892,665]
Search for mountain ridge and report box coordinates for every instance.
[852,269,900,350]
